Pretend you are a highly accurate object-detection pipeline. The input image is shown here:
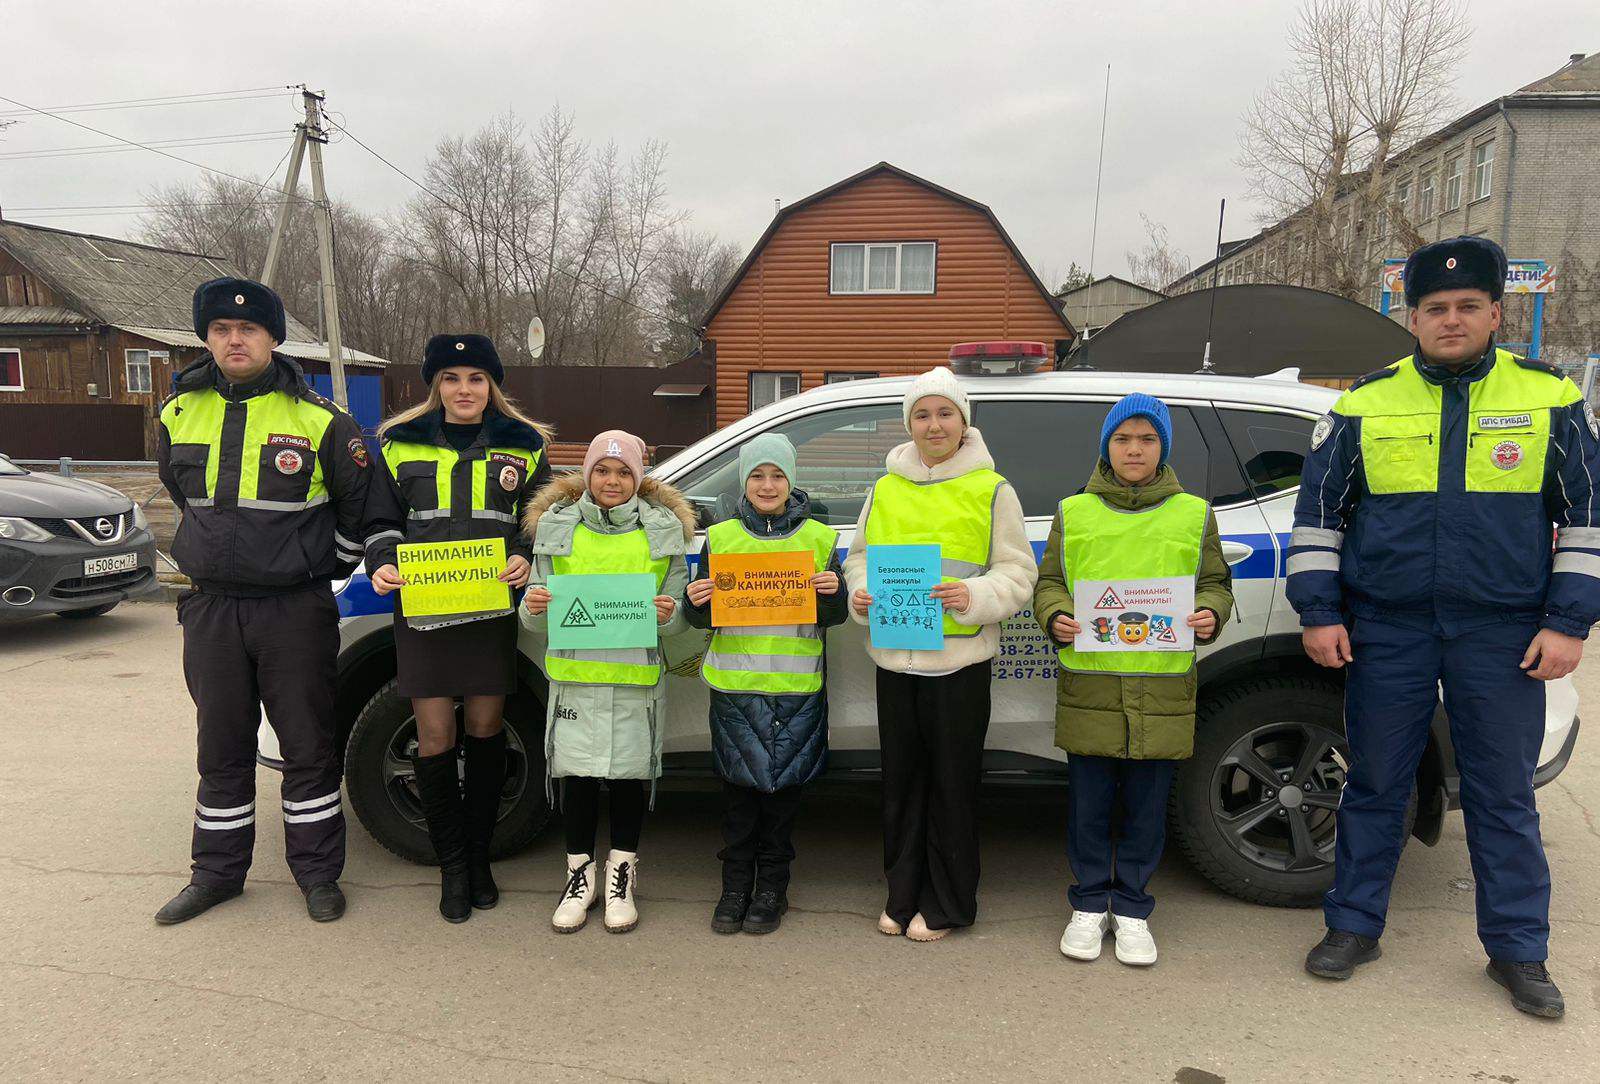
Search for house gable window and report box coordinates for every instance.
[0,348,22,391]
[829,242,936,295]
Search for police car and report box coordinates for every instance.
[304,351,1582,906]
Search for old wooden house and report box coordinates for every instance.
[0,219,389,460]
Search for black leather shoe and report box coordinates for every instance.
[1487,959,1565,1018]
[711,891,750,934]
[155,883,241,925]
[1304,929,1381,979]
[303,881,346,922]
[743,890,788,935]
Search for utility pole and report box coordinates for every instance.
[260,87,348,409]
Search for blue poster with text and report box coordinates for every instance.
[867,544,944,650]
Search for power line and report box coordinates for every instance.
[0,132,290,162]
[330,119,699,336]
[0,91,314,207]
[138,141,301,312]
[0,87,297,119]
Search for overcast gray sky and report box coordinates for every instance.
[4,0,1596,287]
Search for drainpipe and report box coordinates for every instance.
[1497,99,1518,251]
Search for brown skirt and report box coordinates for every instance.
[393,610,519,698]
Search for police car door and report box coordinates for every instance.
[666,398,909,764]
[971,396,1274,770]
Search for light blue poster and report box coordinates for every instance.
[866,544,944,650]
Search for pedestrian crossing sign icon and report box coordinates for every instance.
[1096,586,1124,609]
[560,598,595,628]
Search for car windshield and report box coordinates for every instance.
[0,457,27,476]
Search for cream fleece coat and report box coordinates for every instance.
[842,427,1037,675]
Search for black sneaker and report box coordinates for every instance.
[743,890,788,935]
[712,891,749,934]
[1487,959,1565,1018]
[303,881,347,922]
[1304,928,1381,979]
[154,883,242,925]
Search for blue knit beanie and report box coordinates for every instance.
[1099,393,1172,466]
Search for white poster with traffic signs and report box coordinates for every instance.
[1072,576,1195,652]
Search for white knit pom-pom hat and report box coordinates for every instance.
[902,366,971,429]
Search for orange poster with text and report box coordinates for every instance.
[709,551,818,628]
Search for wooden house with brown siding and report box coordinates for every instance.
[0,219,390,460]
[699,162,1073,428]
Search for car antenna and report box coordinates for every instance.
[1195,197,1225,375]
[1066,63,1111,373]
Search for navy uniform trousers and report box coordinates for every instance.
[1327,617,1551,961]
[179,586,347,889]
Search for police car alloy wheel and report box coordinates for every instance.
[1169,676,1355,907]
[343,678,549,864]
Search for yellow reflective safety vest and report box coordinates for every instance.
[701,517,838,695]
[1056,490,1209,676]
[158,355,369,590]
[545,525,670,687]
[862,468,1003,638]
[1338,347,1574,496]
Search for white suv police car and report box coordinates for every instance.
[303,364,1581,906]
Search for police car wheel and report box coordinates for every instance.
[1169,676,1351,907]
[344,678,550,865]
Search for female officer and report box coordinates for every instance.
[366,334,552,923]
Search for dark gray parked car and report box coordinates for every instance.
[0,455,160,619]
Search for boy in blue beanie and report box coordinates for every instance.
[1034,393,1234,966]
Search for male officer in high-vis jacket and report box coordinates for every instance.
[1287,236,1600,1018]
[153,277,380,925]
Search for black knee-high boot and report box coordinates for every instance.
[462,731,507,909]
[413,750,472,923]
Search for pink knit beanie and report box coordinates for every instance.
[582,430,647,489]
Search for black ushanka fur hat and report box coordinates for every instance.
[193,276,287,344]
[1403,236,1508,307]
[422,334,503,385]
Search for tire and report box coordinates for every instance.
[58,602,118,619]
[343,678,550,865]
[1169,676,1351,907]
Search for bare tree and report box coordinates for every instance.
[1238,0,1470,297]
[654,228,743,359]
[1125,215,1192,291]
[138,105,726,371]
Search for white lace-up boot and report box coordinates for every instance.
[1059,910,1110,960]
[1111,913,1158,966]
[551,854,597,933]
[603,849,639,933]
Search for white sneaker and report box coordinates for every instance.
[1059,910,1109,960]
[1111,914,1158,966]
[551,854,596,933]
[603,849,638,933]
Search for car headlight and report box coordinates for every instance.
[131,503,149,530]
[0,517,53,543]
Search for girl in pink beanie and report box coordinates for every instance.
[518,430,696,933]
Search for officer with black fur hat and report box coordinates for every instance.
[1287,236,1600,1017]
[154,276,383,925]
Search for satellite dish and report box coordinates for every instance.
[526,316,546,360]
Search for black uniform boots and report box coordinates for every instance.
[462,731,506,910]
[413,750,472,923]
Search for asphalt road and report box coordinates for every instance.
[2,602,1597,1081]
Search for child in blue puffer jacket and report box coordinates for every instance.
[684,434,851,935]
